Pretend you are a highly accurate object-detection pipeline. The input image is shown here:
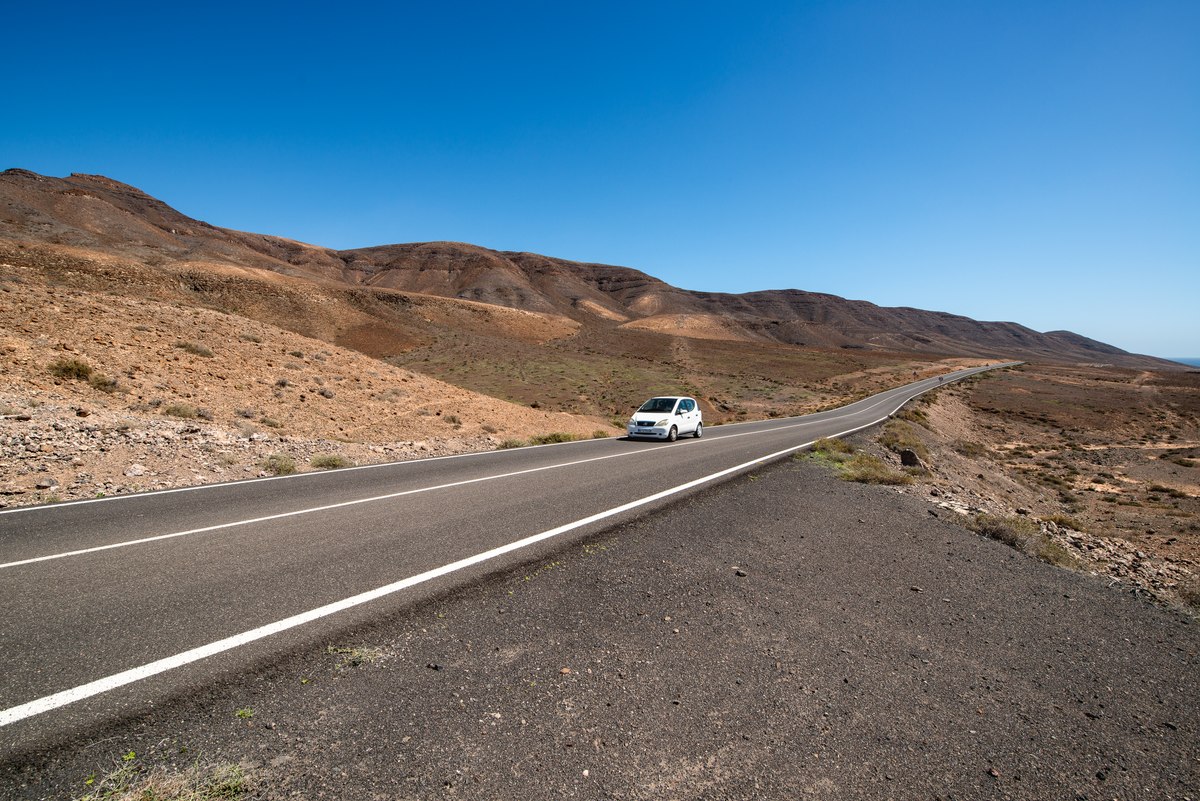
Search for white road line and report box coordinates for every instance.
[0,415,831,570]
[0,413,889,728]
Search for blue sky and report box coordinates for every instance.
[4,1,1197,357]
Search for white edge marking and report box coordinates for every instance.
[0,408,901,728]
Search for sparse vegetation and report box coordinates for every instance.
[592,429,611,439]
[895,405,930,428]
[311,454,351,470]
[88,373,120,392]
[327,644,383,669]
[498,439,526,449]
[175,341,214,357]
[48,357,93,380]
[967,514,1078,568]
[878,419,929,461]
[840,452,914,485]
[1043,513,1084,531]
[952,439,987,457]
[77,756,247,801]
[260,453,296,475]
[805,438,912,485]
[163,403,198,419]
[529,432,579,445]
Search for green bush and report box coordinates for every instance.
[48,357,93,380]
[592,429,612,439]
[498,439,526,449]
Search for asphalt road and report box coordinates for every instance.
[0,365,1006,747]
[3,390,1195,800]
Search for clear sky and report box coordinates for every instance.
[4,1,1197,357]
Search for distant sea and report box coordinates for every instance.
[1170,357,1200,367]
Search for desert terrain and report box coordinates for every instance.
[1,169,1198,799]
[1,170,1197,616]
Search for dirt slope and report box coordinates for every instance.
[1,169,1177,369]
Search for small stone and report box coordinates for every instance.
[425,662,443,671]
[35,477,58,489]
[734,568,747,577]
[560,667,571,674]
[125,464,146,477]
[75,408,91,418]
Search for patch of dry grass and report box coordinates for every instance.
[967,513,1078,568]
[805,438,912,485]
[78,758,247,801]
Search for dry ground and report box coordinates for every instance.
[854,363,1200,610]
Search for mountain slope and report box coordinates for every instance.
[0,168,1177,372]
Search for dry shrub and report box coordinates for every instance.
[311,454,351,470]
[88,373,120,392]
[840,453,913,485]
[968,513,1039,548]
[261,453,296,475]
[163,403,198,419]
[175,341,214,357]
[812,437,854,457]
[878,419,929,461]
[968,514,1078,568]
[48,357,93,380]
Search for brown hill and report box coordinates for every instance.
[1,168,1175,371]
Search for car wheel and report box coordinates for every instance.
[667,426,678,442]
[693,422,703,438]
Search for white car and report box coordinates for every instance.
[626,396,703,441]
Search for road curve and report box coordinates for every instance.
[0,364,1012,740]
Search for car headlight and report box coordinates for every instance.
[655,418,669,427]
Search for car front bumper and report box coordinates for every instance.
[626,424,672,439]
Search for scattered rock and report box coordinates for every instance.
[898,449,925,469]
[125,463,147,477]
[34,476,58,489]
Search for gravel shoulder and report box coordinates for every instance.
[4,443,1198,800]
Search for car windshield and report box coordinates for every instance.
[638,397,678,413]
